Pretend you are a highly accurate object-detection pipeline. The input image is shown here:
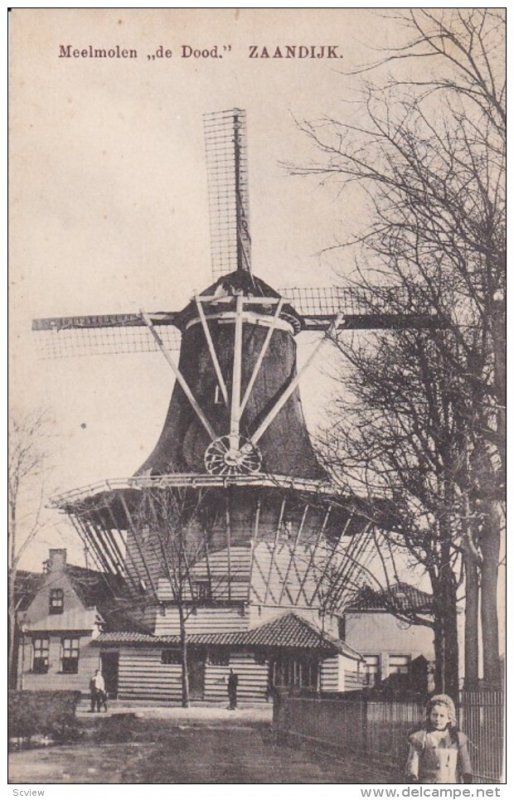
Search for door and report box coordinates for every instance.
[100,651,119,699]
[187,651,205,700]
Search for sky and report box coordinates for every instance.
[9,5,503,590]
[11,7,409,570]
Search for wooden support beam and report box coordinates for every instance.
[296,505,333,606]
[178,534,197,607]
[141,311,218,442]
[250,313,343,446]
[333,523,372,610]
[202,527,214,598]
[225,494,232,602]
[91,510,125,575]
[80,516,114,575]
[144,487,195,605]
[119,491,159,598]
[229,294,244,452]
[277,503,309,605]
[247,497,262,605]
[70,515,106,575]
[195,296,228,406]
[263,495,287,604]
[103,494,142,598]
[239,298,285,416]
[92,496,128,572]
[198,295,282,305]
[310,513,354,606]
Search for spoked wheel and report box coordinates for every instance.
[204,435,262,476]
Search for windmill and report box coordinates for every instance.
[32,109,443,701]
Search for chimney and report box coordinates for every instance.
[48,548,67,571]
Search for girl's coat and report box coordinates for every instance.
[406,728,472,783]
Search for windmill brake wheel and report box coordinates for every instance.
[204,436,262,476]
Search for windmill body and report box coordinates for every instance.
[31,110,441,702]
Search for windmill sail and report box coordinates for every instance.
[32,313,181,358]
[31,109,445,361]
[279,285,445,330]
[204,108,251,278]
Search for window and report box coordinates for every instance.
[161,649,181,665]
[208,649,230,666]
[49,588,64,615]
[194,581,211,602]
[32,637,49,673]
[272,656,319,690]
[338,616,346,641]
[389,654,410,675]
[61,637,79,673]
[363,655,380,687]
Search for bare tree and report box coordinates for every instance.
[8,408,53,687]
[291,9,505,689]
[133,485,228,707]
[320,325,471,695]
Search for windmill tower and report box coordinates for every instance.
[34,109,442,703]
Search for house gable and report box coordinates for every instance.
[22,570,98,632]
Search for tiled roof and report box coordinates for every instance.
[13,570,44,611]
[95,611,362,660]
[64,565,129,608]
[347,582,432,613]
[14,563,148,634]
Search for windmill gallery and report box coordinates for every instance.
[20,110,439,705]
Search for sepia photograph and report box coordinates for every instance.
[8,6,506,789]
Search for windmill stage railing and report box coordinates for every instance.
[48,472,342,509]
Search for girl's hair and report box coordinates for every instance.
[424,694,460,743]
[425,693,457,726]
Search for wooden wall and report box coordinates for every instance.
[321,655,340,692]
[152,605,250,635]
[116,647,270,703]
[18,635,99,693]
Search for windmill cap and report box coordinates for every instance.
[174,270,303,333]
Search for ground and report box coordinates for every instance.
[9,704,393,784]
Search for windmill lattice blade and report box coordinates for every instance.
[204,109,251,278]
[33,325,181,359]
[279,286,445,330]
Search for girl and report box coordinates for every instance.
[405,694,473,783]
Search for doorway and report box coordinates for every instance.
[100,651,119,699]
[187,650,205,700]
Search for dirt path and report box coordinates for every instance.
[9,725,392,784]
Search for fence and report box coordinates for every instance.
[274,690,504,783]
[459,690,504,783]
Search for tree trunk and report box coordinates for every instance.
[8,570,18,689]
[492,292,506,487]
[442,571,459,698]
[8,610,18,689]
[431,551,459,698]
[463,553,480,689]
[179,606,190,707]
[432,618,443,693]
[480,500,502,687]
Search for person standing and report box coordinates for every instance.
[88,670,98,712]
[405,694,473,783]
[227,668,239,710]
[90,669,107,713]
